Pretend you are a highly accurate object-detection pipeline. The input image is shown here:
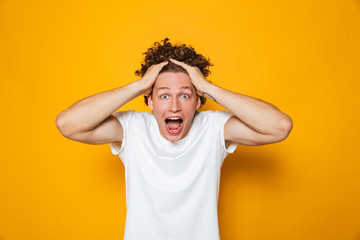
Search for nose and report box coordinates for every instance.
[169,97,181,112]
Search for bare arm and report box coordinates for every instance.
[56,61,169,144]
[202,84,293,145]
[169,58,293,146]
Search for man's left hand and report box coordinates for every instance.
[169,58,211,95]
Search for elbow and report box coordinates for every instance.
[56,113,72,138]
[270,115,293,143]
[278,115,293,141]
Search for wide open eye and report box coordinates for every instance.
[160,94,169,99]
[181,94,189,99]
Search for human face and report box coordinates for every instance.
[147,72,201,142]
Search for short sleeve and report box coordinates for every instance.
[109,110,134,156]
[215,110,238,154]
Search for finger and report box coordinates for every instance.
[169,58,188,68]
[169,58,181,64]
[151,60,168,67]
[159,60,169,66]
[147,61,168,72]
[155,61,169,69]
[158,61,168,71]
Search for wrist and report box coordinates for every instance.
[201,81,215,95]
[133,79,147,95]
[201,83,218,102]
[127,79,146,96]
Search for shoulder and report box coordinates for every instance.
[112,110,150,119]
[194,110,237,153]
[112,110,135,119]
[112,110,152,126]
[196,110,233,125]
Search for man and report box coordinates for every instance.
[56,39,292,240]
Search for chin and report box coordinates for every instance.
[161,124,187,142]
[166,134,183,142]
[163,130,184,142]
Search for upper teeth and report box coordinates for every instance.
[168,117,180,120]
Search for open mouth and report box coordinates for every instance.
[165,117,183,135]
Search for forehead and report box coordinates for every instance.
[153,72,194,92]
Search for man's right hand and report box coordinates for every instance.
[139,61,169,95]
[56,60,169,146]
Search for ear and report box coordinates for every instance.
[148,94,154,110]
[196,96,201,110]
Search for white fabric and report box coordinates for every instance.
[109,110,237,240]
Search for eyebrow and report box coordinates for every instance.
[157,86,192,90]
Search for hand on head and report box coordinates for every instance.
[140,61,169,95]
[168,58,210,95]
[139,58,210,97]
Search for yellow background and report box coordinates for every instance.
[1,0,359,239]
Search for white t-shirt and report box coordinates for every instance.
[109,110,237,240]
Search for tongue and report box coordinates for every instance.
[167,120,181,130]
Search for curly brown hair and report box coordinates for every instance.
[134,38,214,106]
